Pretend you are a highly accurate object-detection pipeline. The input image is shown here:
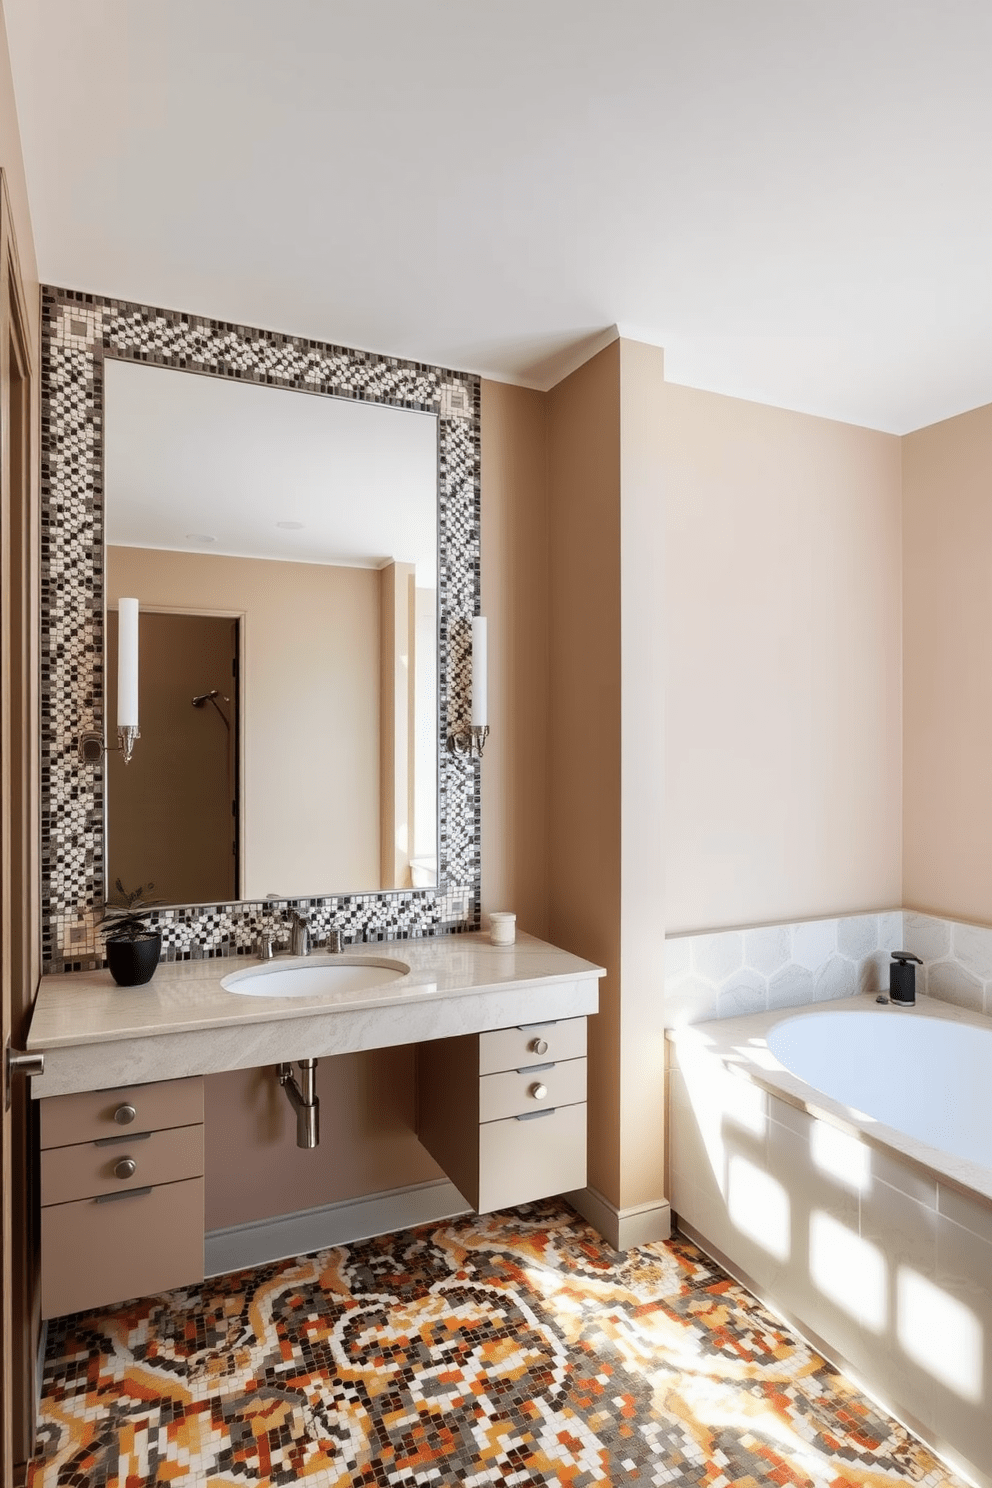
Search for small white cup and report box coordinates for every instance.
[489,912,516,946]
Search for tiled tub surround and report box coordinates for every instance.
[666,908,992,1024]
[666,910,905,1024]
[667,994,992,1488]
[41,286,482,972]
[903,910,992,1014]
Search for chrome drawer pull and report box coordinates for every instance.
[94,1131,151,1148]
[515,1108,556,1121]
[95,1185,153,1204]
[114,1104,137,1126]
[516,1062,554,1074]
[530,1083,548,1100]
[114,1158,137,1180]
[530,1039,549,1055]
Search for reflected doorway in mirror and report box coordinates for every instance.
[106,608,240,907]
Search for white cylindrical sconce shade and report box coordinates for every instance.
[471,616,487,728]
[117,598,139,730]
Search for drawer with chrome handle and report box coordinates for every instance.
[478,1018,586,1076]
[40,1077,204,1149]
[476,1102,587,1214]
[40,1122,204,1206]
[40,1177,204,1321]
[478,1056,587,1123]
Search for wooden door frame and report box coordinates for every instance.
[0,164,39,1488]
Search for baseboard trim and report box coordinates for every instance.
[565,1185,671,1251]
[205,1178,471,1278]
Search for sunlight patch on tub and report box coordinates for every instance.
[810,1211,887,1331]
[727,1157,790,1261]
[810,1120,870,1193]
[897,1267,983,1403]
[739,1044,786,1072]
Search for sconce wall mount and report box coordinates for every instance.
[446,615,489,760]
[77,727,142,766]
[446,723,489,759]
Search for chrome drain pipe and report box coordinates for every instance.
[278,1059,319,1148]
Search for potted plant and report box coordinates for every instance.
[99,880,163,987]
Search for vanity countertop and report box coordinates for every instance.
[28,932,604,1098]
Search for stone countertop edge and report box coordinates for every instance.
[666,992,992,1207]
[29,932,605,1051]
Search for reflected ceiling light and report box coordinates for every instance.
[276,520,305,530]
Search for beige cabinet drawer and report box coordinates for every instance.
[479,1018,587,1075]
[40,1078,204,1149]
[40,1177,204,1320]
[477,1103,587,1213]
[479,1057,587,1123]
[41,1123,204,1206]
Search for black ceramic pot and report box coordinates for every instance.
[106,933,162,988]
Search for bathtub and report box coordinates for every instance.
[667,993,992,1488]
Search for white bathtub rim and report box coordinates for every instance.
[666,991,992,1208]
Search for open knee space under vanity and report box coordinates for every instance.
[27,932,602,1320]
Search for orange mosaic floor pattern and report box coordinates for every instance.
[28,1201,966,1487]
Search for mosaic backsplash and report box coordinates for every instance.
[41,287,481,972]
[666,909,992,1022]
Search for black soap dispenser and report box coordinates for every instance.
[889,950,922,1006]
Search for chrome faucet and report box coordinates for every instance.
[289,911,311,957]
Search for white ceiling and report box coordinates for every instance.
[104,359,438,582]
[7,1,992,433]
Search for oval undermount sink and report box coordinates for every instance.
[221,959,408,999]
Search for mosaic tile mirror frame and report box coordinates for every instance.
[40,285,481,972]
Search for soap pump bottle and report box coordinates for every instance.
[889,950,923,1006]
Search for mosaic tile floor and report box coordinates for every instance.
[30,1201,965,1488]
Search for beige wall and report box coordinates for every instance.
[543,342,904,1223]
[547,342,622,1202]
[205,1051,441,1229]
[480,381,551,937]
[108,545,381,899]
[903,403,992,922]
[663,384,903,933]
[617,339,668,1210]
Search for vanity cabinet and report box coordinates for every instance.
[39,1077,204,1319]
[416,1017,588,1212]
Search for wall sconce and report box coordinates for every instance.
[117,597,140,763]
[77,597,141,765]
[447,615,489,759]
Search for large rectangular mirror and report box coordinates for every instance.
[103,358,439,907]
